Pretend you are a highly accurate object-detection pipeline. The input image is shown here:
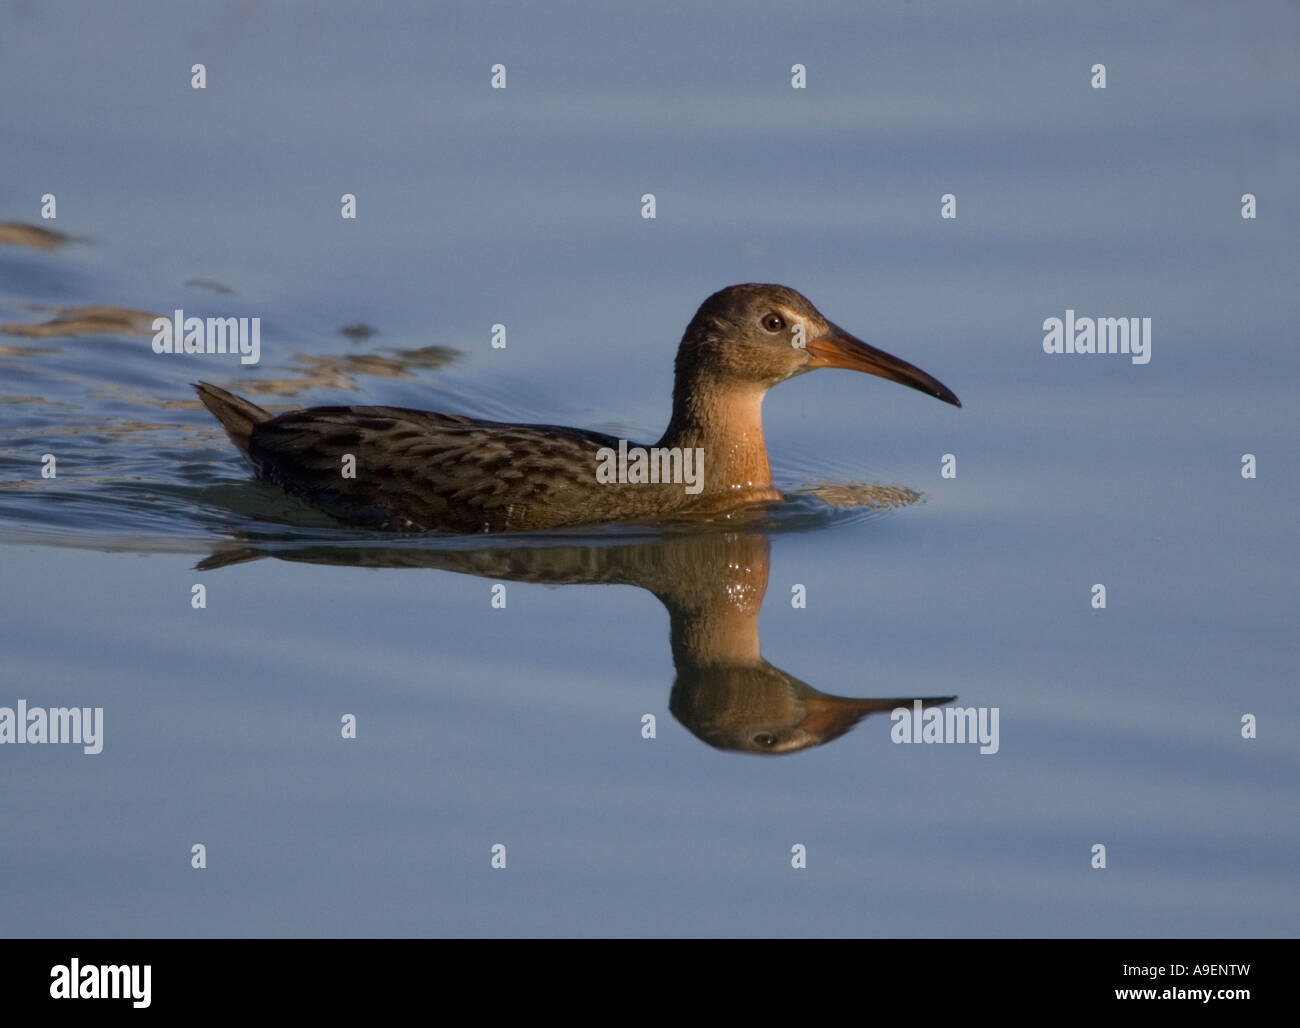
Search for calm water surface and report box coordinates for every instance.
[1,0,1297,936]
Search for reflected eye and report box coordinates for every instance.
[753,732,777,748]
[761,313,786,333]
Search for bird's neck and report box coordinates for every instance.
[657,376,775,499]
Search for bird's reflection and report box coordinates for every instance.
[199,531,953,755]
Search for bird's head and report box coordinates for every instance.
[676,283,961,406]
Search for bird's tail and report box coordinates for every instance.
[194,381,271,458]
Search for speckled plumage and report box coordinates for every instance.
[244,404,689,532]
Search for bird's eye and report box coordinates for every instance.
[761,313,786,333]
[753,732,777,748]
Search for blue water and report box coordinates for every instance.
[1,0,1297,937]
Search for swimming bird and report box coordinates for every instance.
[196,283,960,532]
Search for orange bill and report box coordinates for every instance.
[805,322,961,407]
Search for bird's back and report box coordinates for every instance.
[247,402,674,532]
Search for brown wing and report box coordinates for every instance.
[246,405,635,532]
